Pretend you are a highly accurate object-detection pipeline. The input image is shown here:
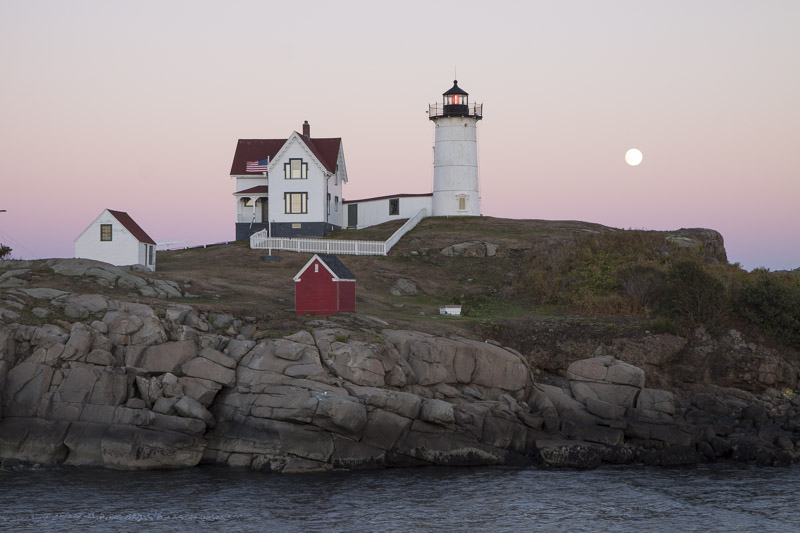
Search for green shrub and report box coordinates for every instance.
[0,244,11,259]
[736,270,800,348]
[659,260,727,328]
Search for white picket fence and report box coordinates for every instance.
[250,208,427,256]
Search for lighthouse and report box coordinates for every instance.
[429,80,483,217]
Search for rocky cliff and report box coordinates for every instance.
[1,268,798,471]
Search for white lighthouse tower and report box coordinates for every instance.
[429,80,483,217]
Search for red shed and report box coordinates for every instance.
[294,254,356,315]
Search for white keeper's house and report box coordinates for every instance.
[74,209,157,271]
[230,121,347,239]
[229,80,482,240]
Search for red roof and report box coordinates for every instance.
[234,185,269,195]
[343,193,432,204]
[107,210,156,245]
[230,134,341,175]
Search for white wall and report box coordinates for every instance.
[268,137,328,225]
[346,195,432,229]
[74,210,150,269]
[327,145,346,228]
[432,116,480,216]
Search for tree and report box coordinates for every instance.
[0,244,11,259]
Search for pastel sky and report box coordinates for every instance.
[1,1,798,270]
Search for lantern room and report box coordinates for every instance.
[442,80,469,116]
[429,80,482,120]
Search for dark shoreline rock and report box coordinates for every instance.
[1,284,798,472]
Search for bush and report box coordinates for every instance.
[659,260,727,328]
[619,264,666,311]
[0,244,11,259]
[736,270,800,348]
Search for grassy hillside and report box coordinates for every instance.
[153,216,800,350]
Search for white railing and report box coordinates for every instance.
[250,208,427,256]
[250,234,386,255]
[157,239,188,250]
[385,208,427,253]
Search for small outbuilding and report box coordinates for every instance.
[293,254,356,315]
[74,209,157,271]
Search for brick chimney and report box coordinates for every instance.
[302,120,310,137]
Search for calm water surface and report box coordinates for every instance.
[1,464,798,532]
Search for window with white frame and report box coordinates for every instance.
[389,198,399,216]
[148,245,154,265]
[458,196,467,211]
[327,193,331,215]
[285,158,307,179]
[284,192,308,214]
[335,196,339,211]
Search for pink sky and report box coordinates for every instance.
[1,1,798,270]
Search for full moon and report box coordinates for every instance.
[625,148,643,166]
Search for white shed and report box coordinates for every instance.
[74,209,157,271]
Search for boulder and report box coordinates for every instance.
[361,408,413,450]
[390,279,418,296]
[15,287,71,300]
[585,397,626,420]
[3,363,54,417]
[312,392,368,437]
[129,341,197,373]
[63,421,109,466]
[0,417,71,465]
[165,305,193,324]
[570,381,641,408]
[179,376,223,406]
[60,294,110,319]
[636,388,676,420]
[343,384,422,419]
[567,356,645,388]
[419,398,455,427]
[62,323,96,361]
[104,311,144,335]
[175,396,215,427]
[320,340,386,387]
[199,347,236,369]
[440,241,498,258]
[250,388,319,423]
[182,357,236,387]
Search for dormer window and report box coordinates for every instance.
[285,158,308,179]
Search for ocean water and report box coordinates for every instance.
[1,464,798,532]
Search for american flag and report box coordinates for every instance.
[246,157,270,172]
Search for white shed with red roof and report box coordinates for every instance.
[74,209,157,271]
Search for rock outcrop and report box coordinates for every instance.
[1,282,798,471]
